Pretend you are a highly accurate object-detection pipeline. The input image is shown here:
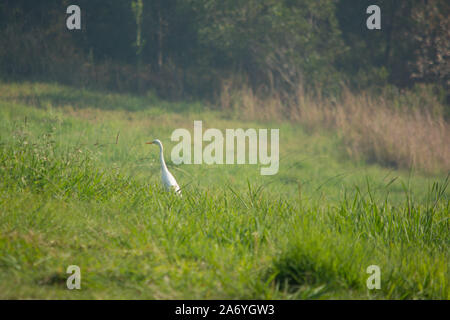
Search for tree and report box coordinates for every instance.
[409,1,450,90]
[132,0,144,91]
[190,0,344,94]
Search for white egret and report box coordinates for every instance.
[146,139,182,196]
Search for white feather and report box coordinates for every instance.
[149,139,181,196]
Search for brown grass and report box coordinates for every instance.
[334,90,450,173]
[219,82,450,174]
[219,80,286,122]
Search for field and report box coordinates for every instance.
[0,82,448,299]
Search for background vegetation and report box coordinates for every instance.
[0,1,448,100]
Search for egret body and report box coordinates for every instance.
[146,139,181,196]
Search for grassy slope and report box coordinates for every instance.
[0,82,448,299]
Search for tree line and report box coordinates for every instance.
[0,0,448,102]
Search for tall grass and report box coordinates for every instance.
[0,94,448,299]
[219,82,450,173]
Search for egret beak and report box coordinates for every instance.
[146,142,153,144]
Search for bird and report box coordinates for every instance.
[146,139,182,196]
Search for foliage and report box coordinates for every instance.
[0,1,448,101]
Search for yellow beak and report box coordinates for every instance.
[146,142,153,144]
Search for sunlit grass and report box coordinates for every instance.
[0,82,448,299]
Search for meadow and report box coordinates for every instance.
[0,82,448,299]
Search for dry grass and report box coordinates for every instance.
[219,82,450,173]
[334,90,450,173]
[219,80,286,121]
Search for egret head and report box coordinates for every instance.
[146,139,163,149]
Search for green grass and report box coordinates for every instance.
[0,82,448,299]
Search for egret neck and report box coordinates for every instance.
[156,142,168,172]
